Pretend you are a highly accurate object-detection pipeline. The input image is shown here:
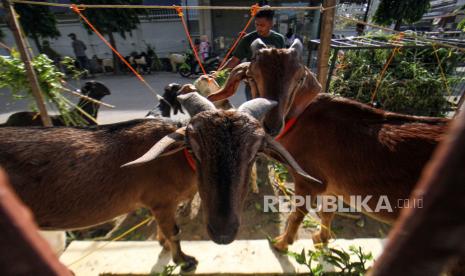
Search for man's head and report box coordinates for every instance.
[254,9,274,37]
[68,33,76,41]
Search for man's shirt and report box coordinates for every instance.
[233,30,285,61]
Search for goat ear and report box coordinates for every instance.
[251,38,268,57]
[165,83,181,94]
[262,135,322,185]
[238,98,277,121]
[289,39,303,61]
[177,84,197,95]
[121,128,186,168]
[303,68,322,94]
[177,92,216,117]
[208,62,250,102]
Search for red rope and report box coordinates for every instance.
[183,149,196,171]
[217,4,260,70]
[275,117,297,141]
[175,5,207,76]
[70,4,158,97]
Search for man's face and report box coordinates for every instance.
[255,17,273,37]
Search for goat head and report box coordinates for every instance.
[124,92,320,244]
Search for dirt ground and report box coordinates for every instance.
[70,159,391,247]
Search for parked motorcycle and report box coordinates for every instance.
[179,50,220,78]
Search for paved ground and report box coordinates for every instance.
[61,239,386,275]
[0,72,247,124]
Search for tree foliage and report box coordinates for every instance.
[0,51,91,126]
[373,0,430,30]
[330,34,464,117]
[14,3,60,51]
[70,0,146,73]
[71,0,146,38]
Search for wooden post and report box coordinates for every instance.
[316,0,336,93]
[2,0,53,126]
[325,48,338,93]
[455,90,465,117]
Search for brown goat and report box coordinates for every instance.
[0,93,316,270]
[124,93,319,245]
[0,118,198,270]
[208,40,450,251]
[368,98,465,276]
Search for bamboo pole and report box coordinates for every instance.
[2,0,53,126]
[316,0,336,93]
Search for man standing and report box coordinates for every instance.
[218,8,285,99]
[68,33,90,73]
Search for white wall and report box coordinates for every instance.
[0,19,188,58]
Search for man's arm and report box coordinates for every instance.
[217,36,248,71]
[217,56,240,71]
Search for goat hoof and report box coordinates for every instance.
[272,235,290,252]
[179,255,198,272]
[156,233,170,250]
[158,238,170,250]
[312,231,329,248]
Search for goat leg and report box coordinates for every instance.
[273,205,308,252]
[156,224,169,249]
[152,207,198,272]
[273,174,325,252]
[312,202,335,247]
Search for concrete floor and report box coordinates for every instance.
[60,239,386,275]
[0,72,247,124]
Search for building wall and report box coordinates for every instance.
[0,17,188,58]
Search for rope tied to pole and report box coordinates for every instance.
[175,5,208,77]
[69,4,166,104]
[370,33,404,104]
[216,4,260,71]
[431,43,452,97]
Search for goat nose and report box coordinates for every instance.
[207,223,238,245]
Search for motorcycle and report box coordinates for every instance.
[179,49,220,78]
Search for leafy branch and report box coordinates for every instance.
[288,245,373,275]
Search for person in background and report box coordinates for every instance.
[194,38,201,54]
[285,28,298,47]
[68,33,90,73]
[217,7,285,99]
[199,35,211,62]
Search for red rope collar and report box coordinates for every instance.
[183,148,196,171]
[275,117,298,141]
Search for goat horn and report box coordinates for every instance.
[238,98,277,121]
[264,135,322,185]
[177,92,216,117]
[208,62,249,102]
[121,127,186,168]
[251,38,268,57]
[289,39,303,61]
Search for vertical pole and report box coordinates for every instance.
[316,0,336,93]
[307,44,313,67]
[455,89,465,117]
[325,48,338,93]
[2,0,53,126]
